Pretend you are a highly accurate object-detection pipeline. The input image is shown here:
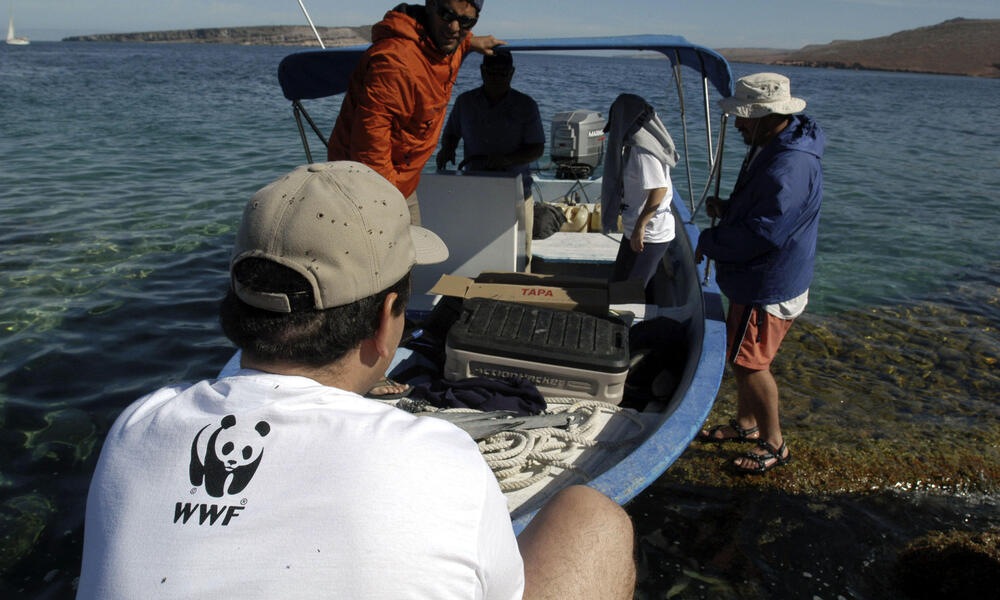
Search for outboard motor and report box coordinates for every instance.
[550,110,606,180]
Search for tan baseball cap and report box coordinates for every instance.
[231,161,448,312]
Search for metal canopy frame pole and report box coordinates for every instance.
[714,113,727,197]
[703,77,714,171]
[292,104,314,163]
[297,0,326,48]
[688,112,728,224]
[292,100,331,163]
[702,112,727,283]
[672,51,695,213]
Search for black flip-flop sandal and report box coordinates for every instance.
[697,418,760,443]
[733,440,791,474]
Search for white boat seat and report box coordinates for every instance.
[531,232,623,264]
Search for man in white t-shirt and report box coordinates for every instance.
[602,94,679,288]
[76,161,635,599]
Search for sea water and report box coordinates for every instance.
[1,42,998,597]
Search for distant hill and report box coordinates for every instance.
[63,18,999,78]
[719,18,1000,78]
[63,25,372,47]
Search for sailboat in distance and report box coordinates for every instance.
[6,5,29,45]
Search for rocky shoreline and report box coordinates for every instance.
[62,18,999,78]
[63,25,372,48]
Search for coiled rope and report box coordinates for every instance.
[476,398,645,492]
[387,396,647,492]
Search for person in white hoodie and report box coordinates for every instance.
[601,93,679,288]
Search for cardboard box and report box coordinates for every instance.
[428,272,644,317]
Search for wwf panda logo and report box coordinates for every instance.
[189,414,271,498]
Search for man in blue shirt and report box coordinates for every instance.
[695,73,825,474]
[437,50,544,198]
[437,50,544,259]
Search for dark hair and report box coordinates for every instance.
[481,49,513,69]
[220,258,410,367]
[427,0,481,14]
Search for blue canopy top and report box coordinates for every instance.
[278,34,734,102]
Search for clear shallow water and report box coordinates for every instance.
[1,42,998,597]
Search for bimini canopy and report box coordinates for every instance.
[278,34,734,102]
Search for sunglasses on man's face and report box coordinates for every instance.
[433,2,478,30]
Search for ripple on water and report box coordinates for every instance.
[2,46,1000,598]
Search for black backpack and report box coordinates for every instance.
[532,202,567,240]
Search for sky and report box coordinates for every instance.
[9,0,1000,48]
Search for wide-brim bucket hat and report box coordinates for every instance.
[719,72,806,119]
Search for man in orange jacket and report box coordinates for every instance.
[328,0,504,225]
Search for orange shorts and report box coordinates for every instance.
[726,303,795,370]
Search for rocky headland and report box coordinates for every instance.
[720,18,1000,78]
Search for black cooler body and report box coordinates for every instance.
[444,298,630,404]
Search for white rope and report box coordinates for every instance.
[477,397,646,492]
[382,396,647,492]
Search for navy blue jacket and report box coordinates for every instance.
[697,114,825,305]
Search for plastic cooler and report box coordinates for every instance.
[444,298,630,404]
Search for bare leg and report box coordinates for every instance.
[697,370,761,441]
[518,485,635,600]
[733,364,788,468]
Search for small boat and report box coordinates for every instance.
[5,6,28,45]
[224,34,732,532]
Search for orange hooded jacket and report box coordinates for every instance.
[327,5,472,198]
